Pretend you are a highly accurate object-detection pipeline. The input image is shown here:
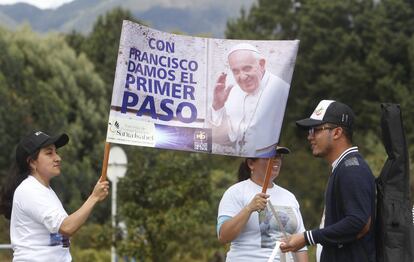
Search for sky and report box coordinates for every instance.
[0,0,74,9]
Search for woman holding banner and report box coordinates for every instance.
[0,131,109,261]
[217,146,308,261]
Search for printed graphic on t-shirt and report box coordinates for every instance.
[259,205,298,248]
[50,233,70,248]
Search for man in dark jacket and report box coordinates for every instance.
[280,100,376,262]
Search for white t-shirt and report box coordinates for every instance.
[218,179,306,262]
[10,175,71,261]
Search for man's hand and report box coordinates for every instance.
[280,233,306,253]
[212,73,233,110]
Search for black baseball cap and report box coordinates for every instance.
[275,146,290,155]
[296,100,355,129]
[256,145,291,158]
[16,131,69,168]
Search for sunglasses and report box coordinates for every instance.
[308,126,337,136]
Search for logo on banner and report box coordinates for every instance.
[194,130,208,151]
[107,117,156,147]
[108,121,120,133]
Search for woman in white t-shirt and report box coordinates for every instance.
[217,146,308,262]
[0,131,110,261]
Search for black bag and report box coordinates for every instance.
[376,103,414,262]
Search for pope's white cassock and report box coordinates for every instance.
[208,71,290,157]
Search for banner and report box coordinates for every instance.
[106,20,299,157]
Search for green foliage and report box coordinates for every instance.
[65,8,143,97]
[226,0,414,233]
[71,223,112,249]
[0,25,110,221]
[0,23,111,258]
[70,223,111,261]
[64,10,237,259]
[227,0,414,135]
[117,148,231,261]
[1,1,414,261]
[0,217,12,261]
[70,247,110,262]
[226,0,299,40]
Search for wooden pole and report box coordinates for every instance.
[99,142,111,182]
[261,158,273,194]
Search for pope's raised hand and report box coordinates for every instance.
[212,73,233,110]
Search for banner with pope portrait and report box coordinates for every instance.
[106,20,299,157]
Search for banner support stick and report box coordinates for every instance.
[261,158,273,194]
[100,142,111,181]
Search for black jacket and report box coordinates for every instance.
[305,147,376,262]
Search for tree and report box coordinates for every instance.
[66,8,142,96]
[65,9,238,259]
[0,24,113,258]
[225,0,414,231]
[0,25,110,219]
[117,148,234,261]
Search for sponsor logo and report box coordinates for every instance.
[194,130,208,151]
[194,131,207,141]
[108,121,120,133]
[107,119,155,146]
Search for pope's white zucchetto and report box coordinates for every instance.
[227,43,260,58]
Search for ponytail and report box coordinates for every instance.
[0,163,30,219]
[238,158,256,182]
[0,149,38,220]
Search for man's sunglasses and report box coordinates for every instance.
[308,126,337,136]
